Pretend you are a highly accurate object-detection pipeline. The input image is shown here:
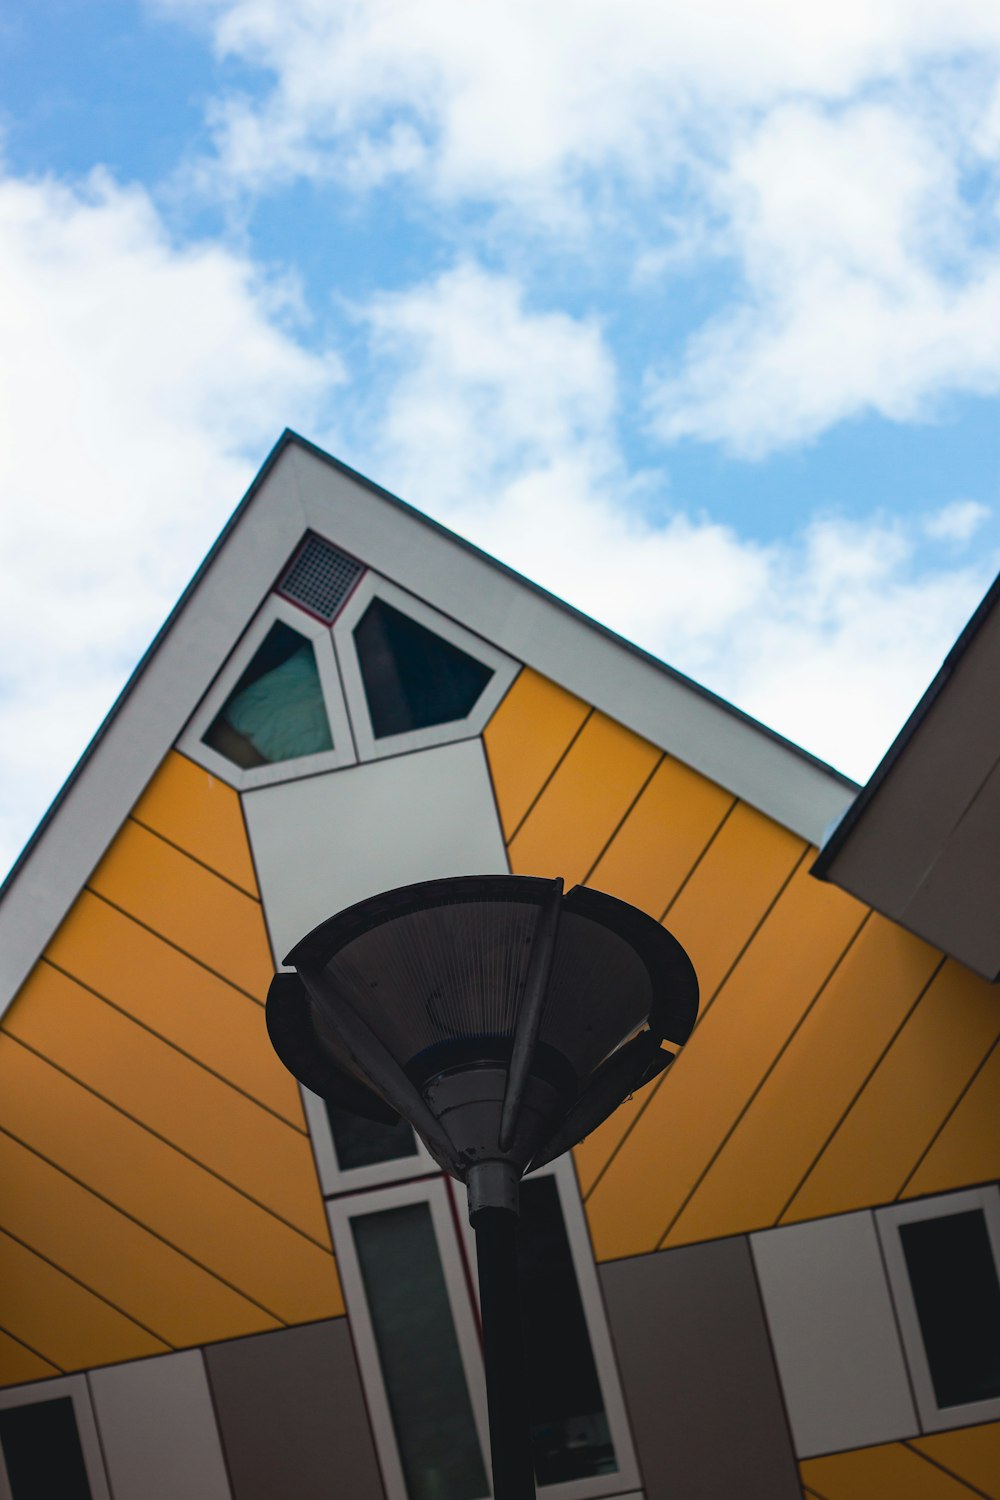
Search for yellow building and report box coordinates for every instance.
[1,432,997,1500]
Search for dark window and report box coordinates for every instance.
[354,599,493,739]
[352,1202,488,1500]
[324,1101,419,1172]
[0,1397,93,1500]
[277,535,364,623]
[899,1208,1000,1409]
[518,1175,617,1485]
[204,620,333,768]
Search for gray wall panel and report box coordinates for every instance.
[751,1211,918,1456]
[599,1237,801,1500]
[206,1319,385,1500]
[89,1350,232,1500]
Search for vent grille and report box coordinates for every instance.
[277,535,364,622]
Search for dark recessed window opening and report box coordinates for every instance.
[277,535,364,623]
[324,1101,419,1172]
[354,598,493,739]
[0,1397,93,1500]
[203,620,333,769]
[518,1175,617,1486]
[352,1202,489,1500]
[899,1208,1000,1409]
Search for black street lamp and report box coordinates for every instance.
[266,874,698,1500]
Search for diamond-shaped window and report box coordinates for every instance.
[203,620,333,768]
[354,598,494,739]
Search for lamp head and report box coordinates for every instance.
[266,874,698,1191]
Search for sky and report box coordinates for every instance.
[1,0,999,876]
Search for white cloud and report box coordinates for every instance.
[0,167,339,873]
[158,0,1000,454]
[346,262,997,782]
[648,101,1000,454]
[924,498,992,542]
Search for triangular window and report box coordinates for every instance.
[203,620,334,768]
[354,598,494,739]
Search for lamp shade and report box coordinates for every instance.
[266,874,698,1180]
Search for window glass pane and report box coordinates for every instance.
[325,1101,419,1172]
[355,599,493,739]
[0,1397,93,1500]
[204,621,333,768]
[899,1208,1000,1409]
[518,1175,617,1486]
[353,1202,488,1500]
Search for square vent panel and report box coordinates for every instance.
[277,535,365,623]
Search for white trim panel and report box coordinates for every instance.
[301,1084,438,1196]
[751,1211,919,1457]
[243,739,509,964]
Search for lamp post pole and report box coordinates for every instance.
[265,873,699,1500]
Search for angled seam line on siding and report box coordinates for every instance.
[895,1032,1000,1200]
[583,841,812,1205]
[0,1123,289,1328]
[40,957,306,1135]
[0,1034,331,1252]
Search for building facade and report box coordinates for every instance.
[1,433,997,1500]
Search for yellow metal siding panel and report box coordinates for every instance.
[801,1443,981,1500]
[586,862,865,1261]
[0,1330,59,1386]
[6,964,325,1242]
[668,918,941,1243]
[661,803,806,1006]
[912,1423,1000,1500]
[586,757,735,918]
[0,1036,343,1328]
[573,803,806,1200]
[783,960,1000,1224]
[45,891,305,1129]
[482,668,590,840]
[88,819,273,997]
[0,1132,278,1350]
[903,1038,1000,1199]
[0,1230,167,1372]
[507,713,661,887]
[131,750,257,894]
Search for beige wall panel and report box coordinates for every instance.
[90,1350,232,1500]
[206,1319,385,1500]
[751,1212,918,1457]
[244,740,508,963]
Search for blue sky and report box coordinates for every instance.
[1,0,998,873]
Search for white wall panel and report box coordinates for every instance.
[89,1350,232,1500]
[244,739,508,963]
[751,1212,918,1457]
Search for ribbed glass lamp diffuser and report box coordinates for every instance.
[266,874,698,1181]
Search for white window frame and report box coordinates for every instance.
[0,1373,111,1500]
[456,1158,643,1500]
[327,1175,494,1500]
[301,1085,438,1196]
[179,595,357,789]
[876,1184,1000,1433]
[332,574,519,762]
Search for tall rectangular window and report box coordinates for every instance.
[878,1185,1000,1432]
[0,1397,93,1500]
[899,1209,1000,1409]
